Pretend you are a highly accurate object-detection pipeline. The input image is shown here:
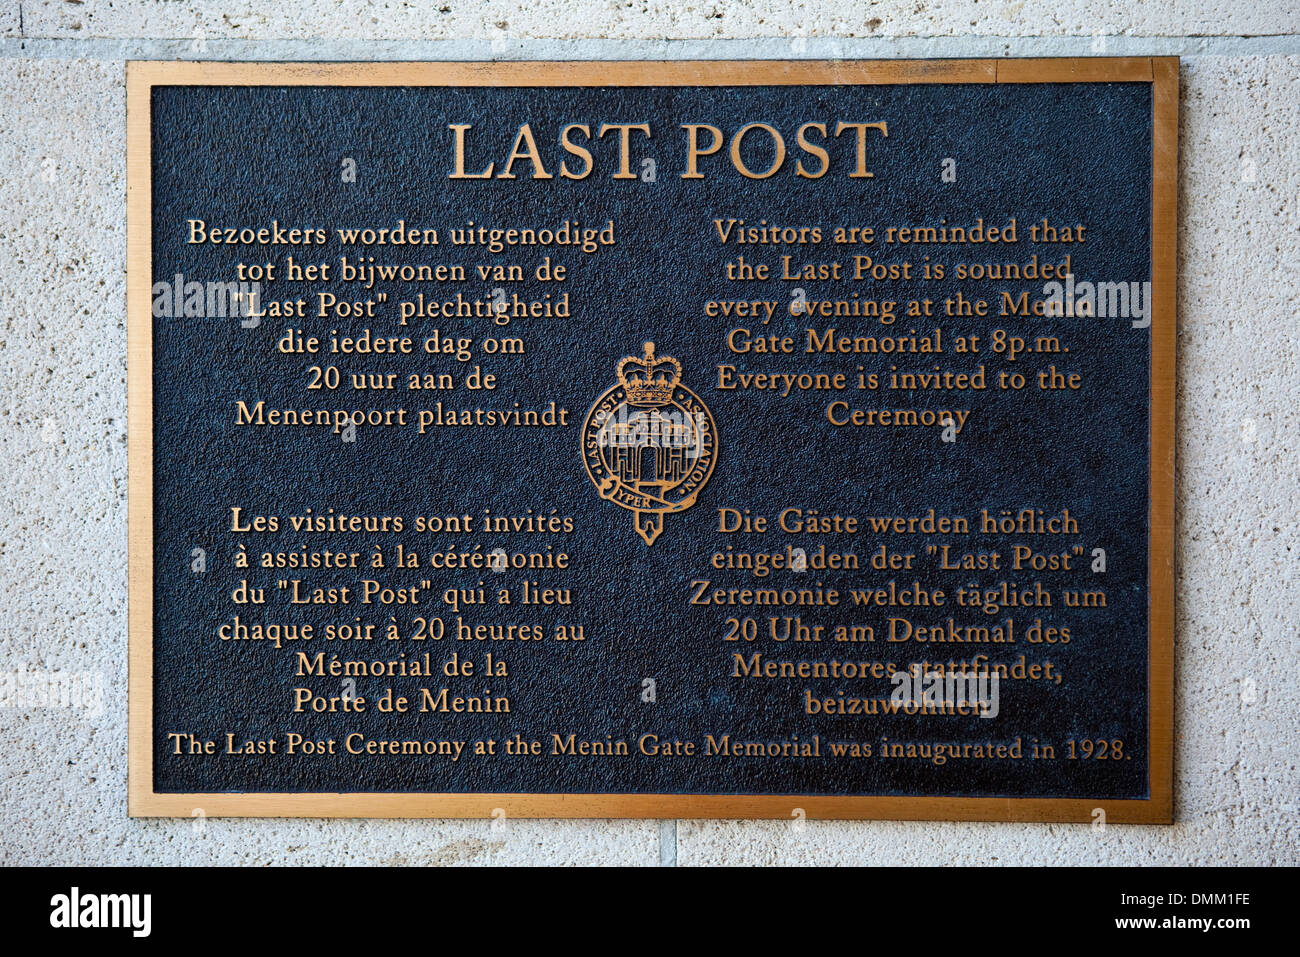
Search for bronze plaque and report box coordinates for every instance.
[128,59,1175,821]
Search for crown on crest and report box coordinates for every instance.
[617,342,681,407]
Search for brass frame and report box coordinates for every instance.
[128,58,1177,821]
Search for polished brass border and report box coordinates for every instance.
[127,58,1177,821]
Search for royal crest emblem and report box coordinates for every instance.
[582,342,718,545]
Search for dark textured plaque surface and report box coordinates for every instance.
[146,75,1156,802]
